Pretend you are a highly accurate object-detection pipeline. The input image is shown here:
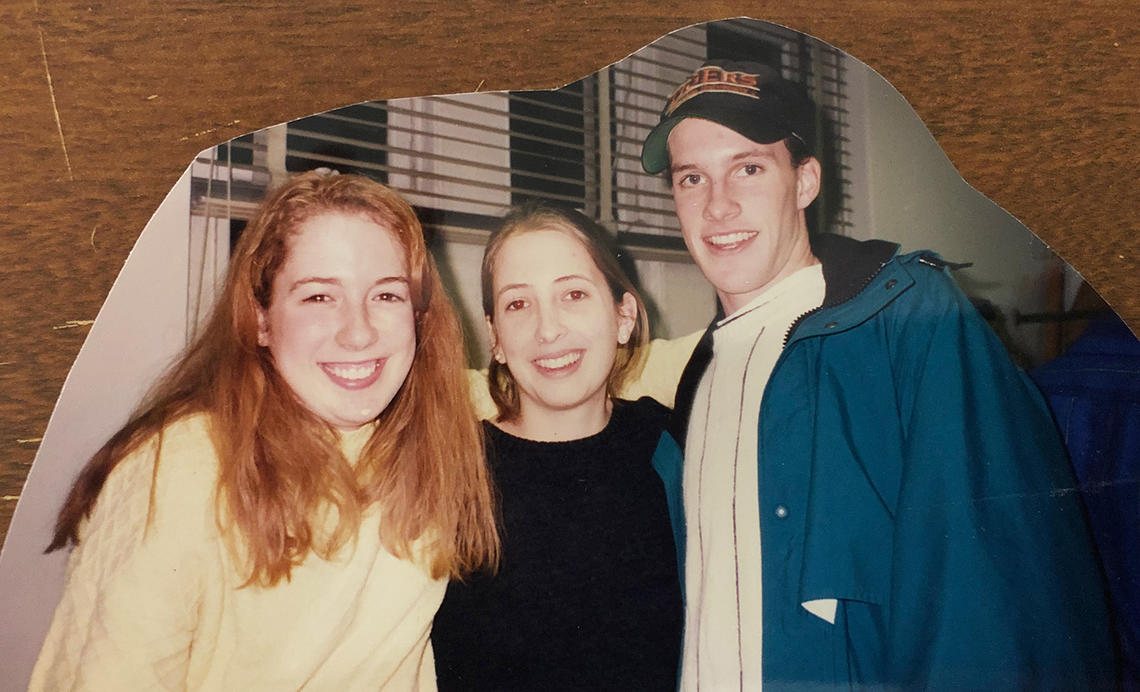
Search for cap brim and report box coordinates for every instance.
[640,98,800,176]
[641,115,686,174]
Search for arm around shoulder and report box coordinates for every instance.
[619,329,703,408]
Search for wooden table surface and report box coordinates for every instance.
[2,0,1137,543]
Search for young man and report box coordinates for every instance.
[642,61,1117,690]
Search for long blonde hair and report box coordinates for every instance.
[49,171,500,584]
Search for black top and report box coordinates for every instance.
[432,398,683,691]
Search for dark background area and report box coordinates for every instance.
[2,1,1137,544]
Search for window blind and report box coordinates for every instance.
[190,19,854,257]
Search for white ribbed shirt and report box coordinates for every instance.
[680,264,825,691]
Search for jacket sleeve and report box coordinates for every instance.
[29,419,218,692]
[880,267,1117,689]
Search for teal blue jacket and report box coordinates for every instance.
[652,234,1118,690]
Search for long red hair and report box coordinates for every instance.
[48,171,500,585]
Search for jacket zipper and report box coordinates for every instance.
[782,257,893,347]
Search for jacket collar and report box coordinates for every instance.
[667,234,899,446]
[811,234,898,310]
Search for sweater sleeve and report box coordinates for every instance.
[618,329,703,409]
[466,368,497,421]
[882,268,1117,689]
[29,416,221,692]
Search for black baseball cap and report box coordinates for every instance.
[640,60,816,174]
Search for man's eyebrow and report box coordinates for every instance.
[669,161,698,176]
[670,148,779,176]
[731,148,778,163]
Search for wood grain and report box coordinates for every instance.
[2,0,1137,542]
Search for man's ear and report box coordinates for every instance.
[257,308,270,347]
[795,157,822,211]
[615,292,638,345]
[485,315,506,363]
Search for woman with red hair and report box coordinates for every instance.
[31,171,499,691]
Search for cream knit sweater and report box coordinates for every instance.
[30,414,444,691]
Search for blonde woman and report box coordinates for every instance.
[432,203,683,691]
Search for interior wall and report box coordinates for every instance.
[634,258,716,340]
[846,55,1061,365]
[430,240,492,364]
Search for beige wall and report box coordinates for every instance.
[846,54,1062,365]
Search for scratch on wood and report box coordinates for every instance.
[475,79,486,92]
[38,27,73,181]
[17,438,43,445]
[90,224,98,249]
[0,361,12,366]
[179,119,242,142]
[2,496,21,502]
[52,319,94,330]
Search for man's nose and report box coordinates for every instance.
[704,182,741,222]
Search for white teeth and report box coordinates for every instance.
[707,231,756,246]
[535,352,581,369]
[327,362,378,380]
